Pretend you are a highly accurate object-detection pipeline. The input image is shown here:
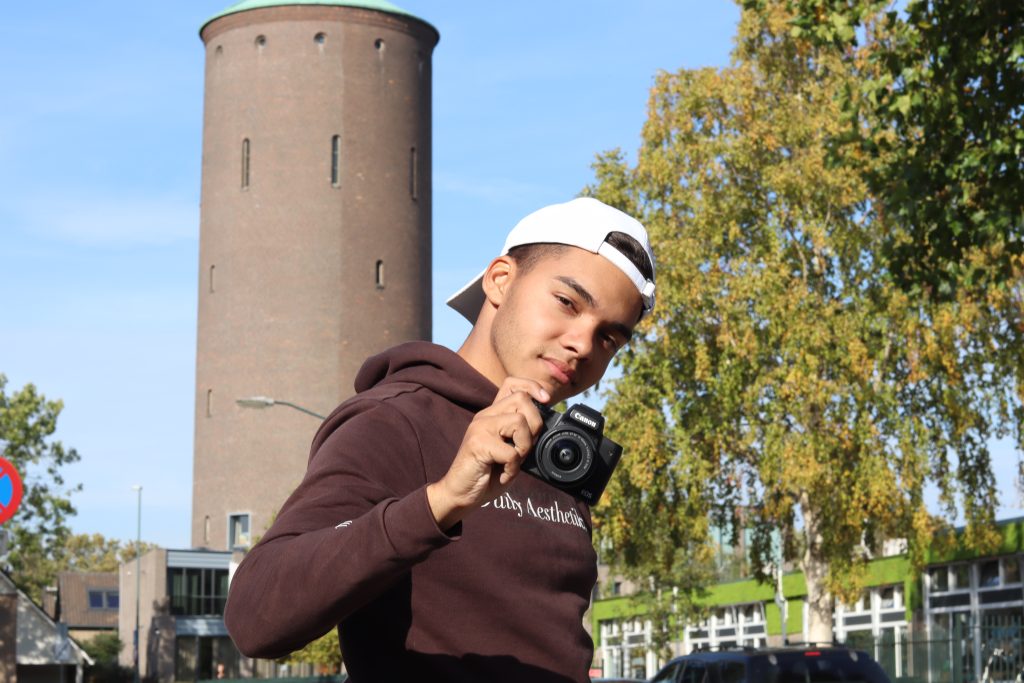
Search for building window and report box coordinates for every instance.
[1003,557,1021,584]
[980,560,1001,588]
[229,513,251,549]
[930,566,949,592]
[209,264,215,293]
[375,38,385,52]
[206,389,213,417]
[204,516,210,545]
[168,567,229,616]
[331,135,341,187]
[375,260,385,289]
[88,590,119,610]
[241,138,250,189]
[314,32,326,45]
[952,563,971,590]
[409,146,418,200]
[255,35,266,48]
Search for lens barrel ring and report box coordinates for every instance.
[536,429,594,484]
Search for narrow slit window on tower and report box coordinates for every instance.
[376,260,385,289]
[241,138,250,189]
[203,516,210,544]
[410,146,418,200]
[209,264,215,293]
[331,135,341,187]
[206,389,213,417]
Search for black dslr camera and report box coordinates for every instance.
[523,402,623,505]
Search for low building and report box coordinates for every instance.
[119,547,240,682]
[54,571,120,644]
[0,570,93,683]
[592,517,1024,682]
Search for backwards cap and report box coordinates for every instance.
[446,197,656,324]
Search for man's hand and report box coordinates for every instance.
[426,378,549,530]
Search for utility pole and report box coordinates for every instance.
[133,485,142,683]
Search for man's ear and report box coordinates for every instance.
[481,255,517,306]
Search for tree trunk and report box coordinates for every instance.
[800,494,834,645]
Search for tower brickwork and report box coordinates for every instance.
[192,1,438,550]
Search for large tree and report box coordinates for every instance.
[61,533,158,573]
[281,628,343,675]
[0,374,81,600]
[588,0,1020,646]
[782,0,1024,301]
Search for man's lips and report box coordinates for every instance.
[543,358,575,385]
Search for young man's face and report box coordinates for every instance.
[489,245,644,403]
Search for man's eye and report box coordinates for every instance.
[555,295,574,308]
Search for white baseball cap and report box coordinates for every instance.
[446,197,656,324]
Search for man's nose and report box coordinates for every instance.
[561,322,595,358]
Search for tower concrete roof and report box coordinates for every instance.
[201,0,435,36]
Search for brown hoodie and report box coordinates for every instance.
[224,341,598,683]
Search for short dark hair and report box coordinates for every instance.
[508,231,653,282]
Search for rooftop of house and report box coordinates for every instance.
[57,572,118,630]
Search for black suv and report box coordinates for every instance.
[648,646,892,683]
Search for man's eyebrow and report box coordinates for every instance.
[555,276,634,343]
[555,276,596,307]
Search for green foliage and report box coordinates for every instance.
[589,0,1018,646]
[82,631,132,683]
[83,631,123,662]
[781,0,1024,300]
[62,534,159,573]
[281,628,343,673]
[0,374,81,601]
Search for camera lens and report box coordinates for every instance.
[536,430,593,485]
[552,439,582,470]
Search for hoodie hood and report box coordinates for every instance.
[354,341,498,413]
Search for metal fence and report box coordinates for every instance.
[845,613,1024,683]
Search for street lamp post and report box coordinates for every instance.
[236,396,326,420]
[132,485,142,683]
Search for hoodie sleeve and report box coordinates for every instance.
[224,398,456,658]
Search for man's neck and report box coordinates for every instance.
[456,318,507,390]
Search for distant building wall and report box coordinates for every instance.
[119,548,168,672]
[0,592,16,683]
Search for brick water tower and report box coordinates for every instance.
[192,0,438,550]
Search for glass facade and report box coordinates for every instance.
[168,567,228,617]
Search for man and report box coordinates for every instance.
[224,197,656,683]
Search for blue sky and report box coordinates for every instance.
[1,1,1019,550]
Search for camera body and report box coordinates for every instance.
[522,402,623,505]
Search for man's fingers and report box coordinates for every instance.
[498,456,522,486]
[485,384,546,438]
[495,413,534,455]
